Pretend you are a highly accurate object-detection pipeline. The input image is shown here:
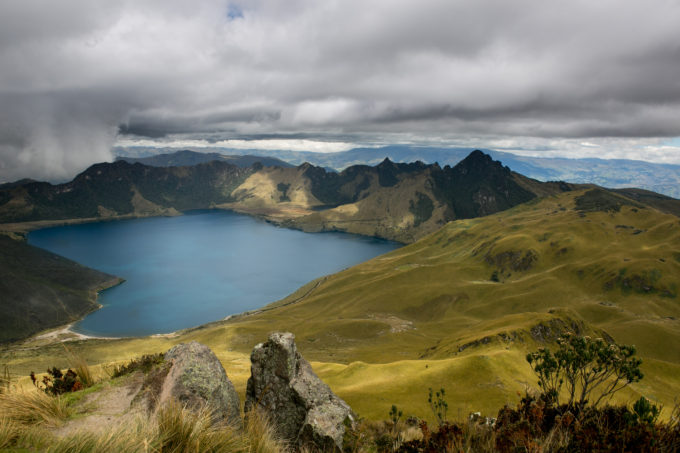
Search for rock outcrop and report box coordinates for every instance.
[135,341,241,426]
[245,332,355,451]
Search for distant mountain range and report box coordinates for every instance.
[115,145,680,198]
[116,150,292,168]
[1,151,580,243]
[4,150,680,245]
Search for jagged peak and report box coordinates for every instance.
[449,150,505,175]
[461,149,492,164]
[377,157,395,167]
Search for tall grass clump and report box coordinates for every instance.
[0,391,288,453]
[44,403,287,453]
[244,409,288,453]
[44,417,152,453]
[63,345,94,388]
[0,389,72,427]
[0,417,20,449]
[0,364,10,393]
[155,399,247,453]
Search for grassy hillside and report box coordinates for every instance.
[4,188,679,421]
[0,235,121,343]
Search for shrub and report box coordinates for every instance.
[32,367,82,396]
[526,334,642,407]
[110,353,165,378]
[631,396,661,425]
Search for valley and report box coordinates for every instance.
[2,151,680,422]
[26,210,398,337]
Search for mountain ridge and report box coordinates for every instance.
[115,145,680,198]
[115,149,293,169]
[0,151,582,243]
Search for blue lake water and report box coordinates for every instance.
[28,210,400,337]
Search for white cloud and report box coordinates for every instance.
[115,137,358,153]
[2,0,680,180]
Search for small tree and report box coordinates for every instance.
[428,387,448,425]
[389,404,403,434]
[526,334,643,408]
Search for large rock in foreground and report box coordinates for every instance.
[244,332,355,451]
[141,341,241,426]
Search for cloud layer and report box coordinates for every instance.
[2,0,680,180]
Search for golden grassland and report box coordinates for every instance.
[3,189,680,423]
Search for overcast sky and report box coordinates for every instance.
[2,0,680,182]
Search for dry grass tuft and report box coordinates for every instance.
[155,399,246,453]
[0,364,10,393]
[0,389,72,427]
[0,384,288,453]
[45,421,149,453]
[0,417,20,449]
[63,345,94,388]
[244,409,288,453]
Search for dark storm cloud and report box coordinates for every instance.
[2,0,680,181]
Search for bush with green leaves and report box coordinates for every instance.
[526,334,643,408]
[631,396,661,425]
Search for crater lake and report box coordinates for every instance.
[28,210,400,337]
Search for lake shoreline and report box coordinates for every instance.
[23,209,399,339]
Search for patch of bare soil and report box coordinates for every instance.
[367,313,415,334]
[53,373,145,437]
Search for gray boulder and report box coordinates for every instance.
[151,341,241,426]
[244,332,355,451]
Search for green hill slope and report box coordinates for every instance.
[222,188,680,416]
[0,235,121,343]
[223,188,680,361]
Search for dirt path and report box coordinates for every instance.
[53,373,145,437]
